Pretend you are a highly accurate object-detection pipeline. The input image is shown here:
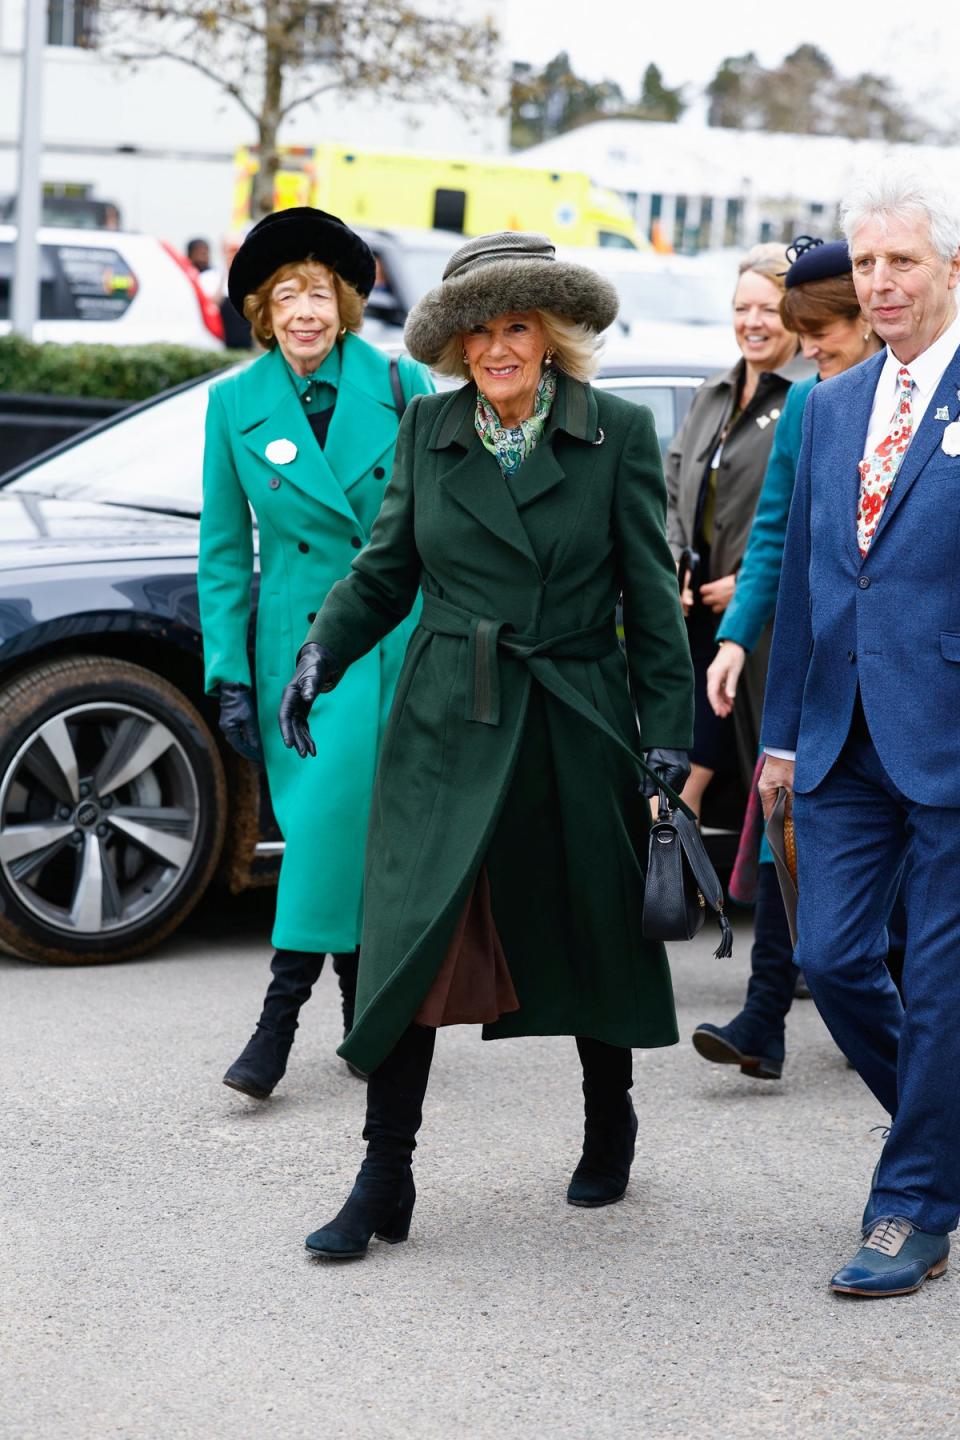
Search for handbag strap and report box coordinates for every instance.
[388,356,407,420]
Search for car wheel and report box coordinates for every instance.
[0,656,227,964]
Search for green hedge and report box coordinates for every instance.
[0,334,247,402]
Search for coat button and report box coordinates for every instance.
[307,611,316,623]
[848,650,857,663]
[269,478,281,490]
[298,541,309,553]
[374,466,386,479]
[858,575,871,589]
[351,536,362,549]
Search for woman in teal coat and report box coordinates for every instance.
[198,208,433,1099]
[692,238,881,1081]
[279,232,694,1261]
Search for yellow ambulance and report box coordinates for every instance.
[232,145,642,249]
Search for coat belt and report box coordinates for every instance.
[418,592,694,816]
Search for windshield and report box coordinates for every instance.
[4,371,226,515]
[373,240,450,310]
[613,270,732,327]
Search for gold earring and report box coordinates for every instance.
[863,330,871,341]
[339,325,347,337]
[462,350,469,364]
[544,348,554,365]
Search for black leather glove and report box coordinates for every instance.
[640,747,691,800]
[278,643,341,758]
[217,682,264,765]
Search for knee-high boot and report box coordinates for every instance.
[331,949,365,1079]
[306,1023,437,1259]
[567,1037,638,1208]
[331,949,359,1034]
[223,948,326,1099]
[691,864,795,1080]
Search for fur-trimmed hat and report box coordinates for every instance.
[404,231,620,365]
[227,206,376,312]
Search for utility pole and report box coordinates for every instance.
[11,0,48,338]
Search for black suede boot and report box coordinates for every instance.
[222,949,325,1099]
[567,1037,637,1208]
[331,950,365,1078]
[306,1024,436,1259]
[691,866,794,1080]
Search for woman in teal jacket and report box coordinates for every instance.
[691,238,880,1081]
[198,208,433,1099]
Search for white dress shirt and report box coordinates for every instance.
[764,307,960,763]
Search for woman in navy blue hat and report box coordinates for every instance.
[198,207,434,1100]
[692,237,881,1081]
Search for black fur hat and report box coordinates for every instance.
[404,231,620,365]
[227,207,376,312]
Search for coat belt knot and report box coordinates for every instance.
[419,592,617,726]
[418,592,695,819]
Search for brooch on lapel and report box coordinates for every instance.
[755,408,780,431]
[935,406,950,421]
[265,438,297,465]
[591,428,605,446]
[942,421,960,457]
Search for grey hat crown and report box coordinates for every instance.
[443,231,556,282]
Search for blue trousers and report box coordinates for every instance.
[793,700,960,1235]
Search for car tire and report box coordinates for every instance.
[0,655,226,964]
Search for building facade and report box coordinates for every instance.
[0,1,509,258]
[518,120,960,253]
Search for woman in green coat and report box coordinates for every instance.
[279,232,694,1260]
[198,208,433,1100]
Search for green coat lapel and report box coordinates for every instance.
[429,384,539,571]
[235,347,357,524]
[324,333,402,494]
[508,375,602,511]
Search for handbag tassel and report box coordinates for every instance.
[713,910,733,960]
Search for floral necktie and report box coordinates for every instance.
[857,366,914,555]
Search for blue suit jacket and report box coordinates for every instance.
[761,343,960,806]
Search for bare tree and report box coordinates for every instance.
[97,1,500,215]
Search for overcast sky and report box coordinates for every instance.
[504,2,960,127]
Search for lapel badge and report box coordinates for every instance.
[265,438,298,465]
[942,420,960,457]
[591,428,605,446]
[935,406,950,421]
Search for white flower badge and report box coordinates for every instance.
[942,421,960,458]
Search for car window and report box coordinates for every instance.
[4,373,218,514]
[599,384,677,456]
[603,271,731,327]
[0,241,138,321]
[0,242,59,320]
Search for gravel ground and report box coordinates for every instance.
[2,890,955,1440]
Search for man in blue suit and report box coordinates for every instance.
[760,168,960,1297]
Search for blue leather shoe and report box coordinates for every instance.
[831,1218,949,1297]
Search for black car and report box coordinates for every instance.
[0,354,723,965]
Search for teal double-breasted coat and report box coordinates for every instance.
[305,373,695,1072]
[198,335,433,952]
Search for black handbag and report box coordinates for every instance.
[642,792,733,957]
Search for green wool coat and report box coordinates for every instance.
[198,335,433,953]
[306,373,695,1073]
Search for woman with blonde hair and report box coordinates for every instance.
[279,231,694,1260]
[198,207,433,1100]
[665,242,808,820]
